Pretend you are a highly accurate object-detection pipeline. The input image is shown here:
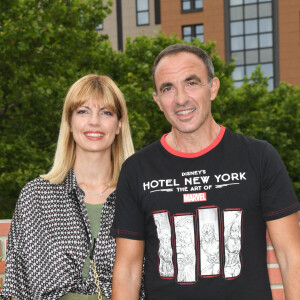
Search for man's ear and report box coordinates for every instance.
[153,92,163,111]
[210,77,220,101]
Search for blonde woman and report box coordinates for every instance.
[1,74,135,300]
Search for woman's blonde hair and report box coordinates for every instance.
[41,74,134,185]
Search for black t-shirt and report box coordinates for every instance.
[111,127,299,300]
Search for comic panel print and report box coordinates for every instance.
[223,209,243,279]
[198,207,220,277]
[153,211,175,278]
[173,214,197,284]
[153,207,244,284]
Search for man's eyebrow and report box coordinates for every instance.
[184,75,202,83]
[159,82,173,92]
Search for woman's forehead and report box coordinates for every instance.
[73,94,116,111]
[79,97,103,107]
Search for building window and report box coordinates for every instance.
[228,0,275,90]
[137,0,149,26]
[96,23,103,30]
[182,24,204,43]
[182,0,203,12]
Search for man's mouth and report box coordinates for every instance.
[176,108,195,115]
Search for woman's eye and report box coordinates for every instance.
[77,109,88,114]
[100,110,113,116]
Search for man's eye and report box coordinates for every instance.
[162,86,172,93]
[188,81,197,86]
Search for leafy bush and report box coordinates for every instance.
[0,3,298,218]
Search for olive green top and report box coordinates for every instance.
[82,203,104,278]
[60,203,108,300]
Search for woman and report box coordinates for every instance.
[0,74,135,299]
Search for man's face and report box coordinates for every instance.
[153,52,219,135]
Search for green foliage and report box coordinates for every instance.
[0,0,112,217]
[213,68,300,194]
[109,34,235,149]
[0,7,299,218]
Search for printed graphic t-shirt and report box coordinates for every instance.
[111,126,299,300]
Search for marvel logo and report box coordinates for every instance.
[183,192,207,203]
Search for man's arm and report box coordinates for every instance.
[111,237,145,300]
[266,212,300,299]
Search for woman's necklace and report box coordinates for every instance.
[81,185,109,197]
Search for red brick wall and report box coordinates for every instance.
[0,220,10,291]
[278,0,300,87]
[161,0,226,60]
[0,212,299,297]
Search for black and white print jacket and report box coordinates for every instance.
[0,169,118,299]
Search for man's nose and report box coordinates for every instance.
[175,86,189,105]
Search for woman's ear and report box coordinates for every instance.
[116,120,122,135]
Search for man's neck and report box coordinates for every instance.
[166,121,220,154]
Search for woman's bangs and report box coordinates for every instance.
[102,92,118,114]
[70,86,102,111]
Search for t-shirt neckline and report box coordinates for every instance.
[160,125,226,158]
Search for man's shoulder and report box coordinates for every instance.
[126,139,162,163]
[225,128,269,151]
[224,128,283,168]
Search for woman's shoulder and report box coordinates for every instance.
[21,176,55,194]
[18,176,64,207]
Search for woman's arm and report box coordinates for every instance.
[0,186,31,299]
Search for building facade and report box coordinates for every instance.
[99,0,300,88]
[99,0,161,51]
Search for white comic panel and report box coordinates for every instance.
[198,207,220,276]
[223,210,242,278]
[153,212,174,278]
[174,214,196,283]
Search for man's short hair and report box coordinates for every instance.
[152,44,215,92]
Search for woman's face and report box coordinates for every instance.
[70,97,121,156]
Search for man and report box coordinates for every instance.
[111,44,300,299]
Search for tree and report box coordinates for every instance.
[213,68,300,195]
[1,19,299,218]
[0,0,112,218]
[112,37,299,197]
[110,34,235,149]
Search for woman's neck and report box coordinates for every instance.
[73,150,112,187]
[73,151,114,204]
